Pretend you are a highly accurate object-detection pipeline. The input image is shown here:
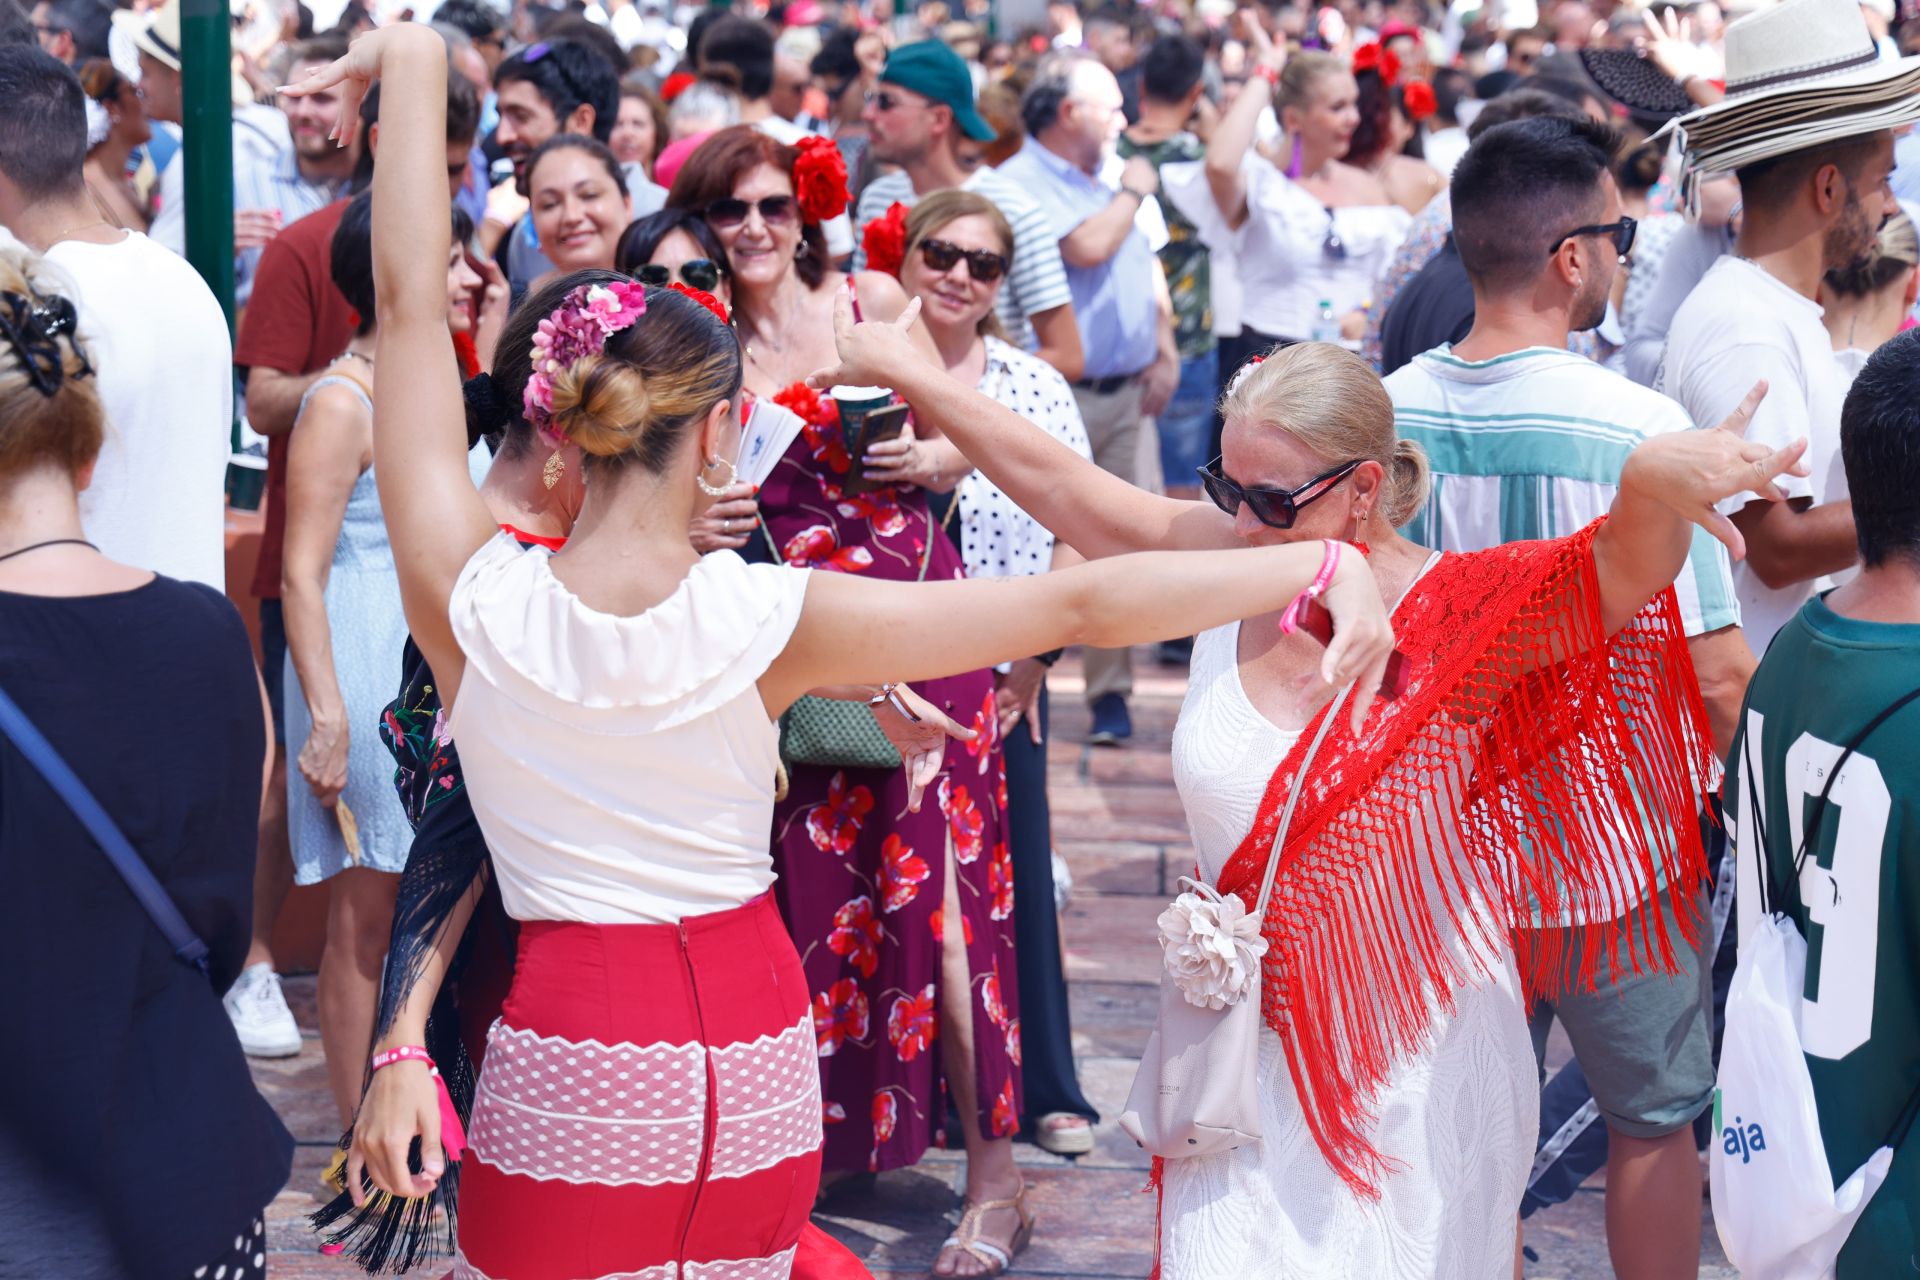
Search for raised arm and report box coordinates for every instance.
[1593,383,1808,634]
[765,537,1395,734]
[1206,18,1283,231]
[287,30,499,704]
[812,297,1235,558]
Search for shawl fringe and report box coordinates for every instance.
[1213,521,1715,1196]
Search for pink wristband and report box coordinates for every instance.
[370,1045,433,1072]
[1279,540,1341,636]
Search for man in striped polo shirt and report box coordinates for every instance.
[1385,115,1750,1280]
[851,41,1084,381]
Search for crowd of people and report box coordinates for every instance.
[0,0,1917,1273]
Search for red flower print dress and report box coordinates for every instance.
[761,383,1023,1174]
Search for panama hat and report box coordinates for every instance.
[1657,0,1920,173]
[112,0,257,103]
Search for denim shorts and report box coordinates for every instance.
[1157,347,1220,484]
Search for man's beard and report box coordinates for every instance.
[1573,279,1610,333]
[1825,194,1881,275]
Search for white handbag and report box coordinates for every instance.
[1117,683,1351,1161]
[1712,702,1920,1277]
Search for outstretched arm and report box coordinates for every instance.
[1593,382,1808,635]
[765,537,1396,735]
[286,30,499,707]
[1206,15,1283,230]
[812,297,1235,559]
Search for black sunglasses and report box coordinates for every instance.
[1197,457,1360,529]
[867,90,920,112]
[917,238,1008,282]
[704,195,798,228]
[638,258,726,292]
[1549,215,1637,260]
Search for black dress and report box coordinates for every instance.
[0,576,293,1279]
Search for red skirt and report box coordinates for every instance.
[453,893,831,1280]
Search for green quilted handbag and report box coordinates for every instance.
[759,507,936,769]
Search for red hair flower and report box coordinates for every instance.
[667,281,729,324]
[661,70,696,102]
[1402,80,1437,122]
[861,202,910,278]
[1352,41,1401,86]
[792,136,850,224]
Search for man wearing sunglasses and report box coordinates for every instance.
[1386,114,1748,1280]
[999,49,1181,745]
[852,41,1085,381]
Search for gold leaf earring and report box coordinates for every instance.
[542,449,566,490]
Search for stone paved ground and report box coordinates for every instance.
[250,652,1732,1279]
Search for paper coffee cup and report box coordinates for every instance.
[830,384,894,451]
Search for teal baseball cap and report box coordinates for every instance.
[879,41,997,142]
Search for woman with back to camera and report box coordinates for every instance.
[1342,45,1445,215]
[669,127,1037,1206]
[1178,19,1410,380]
[0,245,291,1279]
[288,30,1405,1278]
[280,189,494,1128]
[859,187,1102,1272]
[820,298,1808,1271]
[523,133,631,289]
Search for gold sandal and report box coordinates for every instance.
[936,1182,1036,1277]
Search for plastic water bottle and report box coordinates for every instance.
[1309,299,1340,345]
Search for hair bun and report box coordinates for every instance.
[549,353,653,458]
[463,370,511,445]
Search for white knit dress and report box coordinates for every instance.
[1157,622,1539,1279]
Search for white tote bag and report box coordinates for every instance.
[1712,703,1920,1277]
[1709,910,1894,1279]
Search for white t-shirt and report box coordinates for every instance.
[1657,256,1853,652]
[45,233,233,590]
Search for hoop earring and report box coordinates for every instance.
[697,455,738,497]
[542,449,566,491]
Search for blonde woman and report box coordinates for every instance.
[812,303,1806,1274]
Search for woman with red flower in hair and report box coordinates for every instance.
[668,127,1034,1269]
[1343,42,1447,215]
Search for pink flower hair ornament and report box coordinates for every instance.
[523,280,650,445]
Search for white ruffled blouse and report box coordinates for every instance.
[447,532,813,925]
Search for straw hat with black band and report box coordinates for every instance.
[1654,0,1920,179]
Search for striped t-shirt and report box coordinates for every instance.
[852,166,1073,352]
[1387,345,1739,638]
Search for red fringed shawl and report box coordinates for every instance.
[1211,520,1716,1195]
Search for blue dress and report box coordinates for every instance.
[285,374,493,883]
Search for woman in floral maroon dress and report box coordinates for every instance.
[669,127,1028,1272]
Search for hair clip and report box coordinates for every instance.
[0,291,89,398]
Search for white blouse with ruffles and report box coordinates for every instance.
[1164,154,1410,342]
[446,532,812,925]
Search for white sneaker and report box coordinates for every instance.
[224,962,304,1058]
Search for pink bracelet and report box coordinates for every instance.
[1279,540,1341,636]
[370,1045,434,1072]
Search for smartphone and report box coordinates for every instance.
[1298,599,1411,700]
[842,403,912,495]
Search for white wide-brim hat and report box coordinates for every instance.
[1655,0,1920,174]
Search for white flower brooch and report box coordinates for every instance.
[1156,879,1269,1010]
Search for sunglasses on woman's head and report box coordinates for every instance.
[638,259,725,292]
[1197,457,1361,529]
[917,238,1009,282]
[704,195,798,228]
